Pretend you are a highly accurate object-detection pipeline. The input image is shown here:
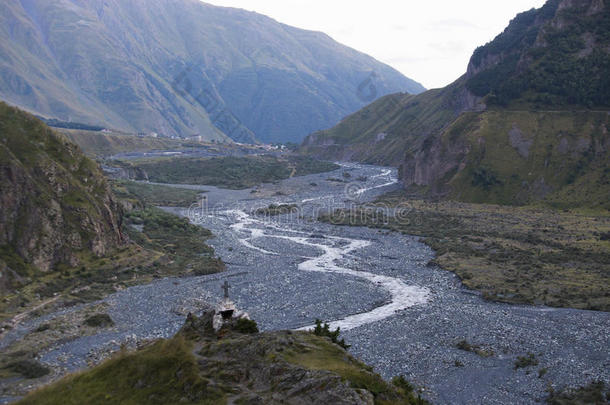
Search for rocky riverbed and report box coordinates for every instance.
[1,164,608,404]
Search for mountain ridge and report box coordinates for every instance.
[301,0,610,209]
[0,0,425,144]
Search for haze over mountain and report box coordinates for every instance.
[302,0,610,209]
[0,0,425,144]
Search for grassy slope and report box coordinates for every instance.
[0,102,124,293]
[445,110,610,209]
[322,196,610,311]
[59,129,187,158]
[300,83,463,166]
[0,104,224,321]
[111,180,203,207]
[113,155,339,189]
[18,327,424,405]
[18,337,224,405]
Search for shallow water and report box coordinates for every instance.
[4,164,609,404]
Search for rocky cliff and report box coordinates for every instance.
[302,0,610,208]
[0,103,126,294]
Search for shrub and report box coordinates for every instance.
[392,375,414,393]
[84,313,115,328]
[234,318,259,334]
[313,319,350,349]
[4,360,50,379]
[514,353,538,369]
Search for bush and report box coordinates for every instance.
[392,375,414,393]
[514,353,538,369]
[234,318,259,334]
[547,381,608,404]
[84,313,115,328]
[313,319,350,349]
[4,360,50,379]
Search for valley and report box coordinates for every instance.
[0,0,609,403]
[1,165,607,404]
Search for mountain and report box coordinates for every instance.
[302,0,610,209]
[0,102,126,294]
[0,0,425,144]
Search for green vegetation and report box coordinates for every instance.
[19,314,425,405]
[455,340,494,358]
[111,155,338,189]
[313,319,350,350]
[444,110,610,209]
[0,102,126,310]
[19,337,225,405]
[38,118,105,132]
[254,203,298,216]
[83,314,115,328]
[112,180,202,207]
[233,318,259,334]
[301,87,460,166]
[547,381,609,404]
[321,195,610,311]
[2,360,50,379]
[514,353,539,369]
[124,207,223,277]
[467,0,610,107]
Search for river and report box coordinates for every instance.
[3,164,609,404]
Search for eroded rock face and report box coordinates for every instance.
[0,103,126,292]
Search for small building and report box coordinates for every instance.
[212,281,250,331]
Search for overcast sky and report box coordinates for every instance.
[202,0,547,89]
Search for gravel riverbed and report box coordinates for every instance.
[2,164,608,404]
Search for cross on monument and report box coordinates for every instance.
[222,280,230,299]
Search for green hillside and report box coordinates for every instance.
[0,0,424,144]
[18,313,425,405]
[0,102,126,294]
[302,0,610,209]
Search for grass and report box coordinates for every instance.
[455,340,494,358]
[111,180,203,207]
[282,333,426,404]
[18,325,425,405]
[514,353,539,369]
[0,207,224,323]
[60,129,185,158]
[110,155,339,189]
[320,193,610,311]
[254,203,298,216]
[18,337,225,405]
[2,360,50,379]
[547,381,609,404]
[124,207,224,277]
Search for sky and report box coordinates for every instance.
[202,0,547,89]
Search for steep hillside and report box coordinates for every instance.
[0,0,424,144]
[18,313,425,405]
[0,102,126,294]
[302,0,610,208]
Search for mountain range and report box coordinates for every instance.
[302,0,610,209]
[0,0,424,144]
